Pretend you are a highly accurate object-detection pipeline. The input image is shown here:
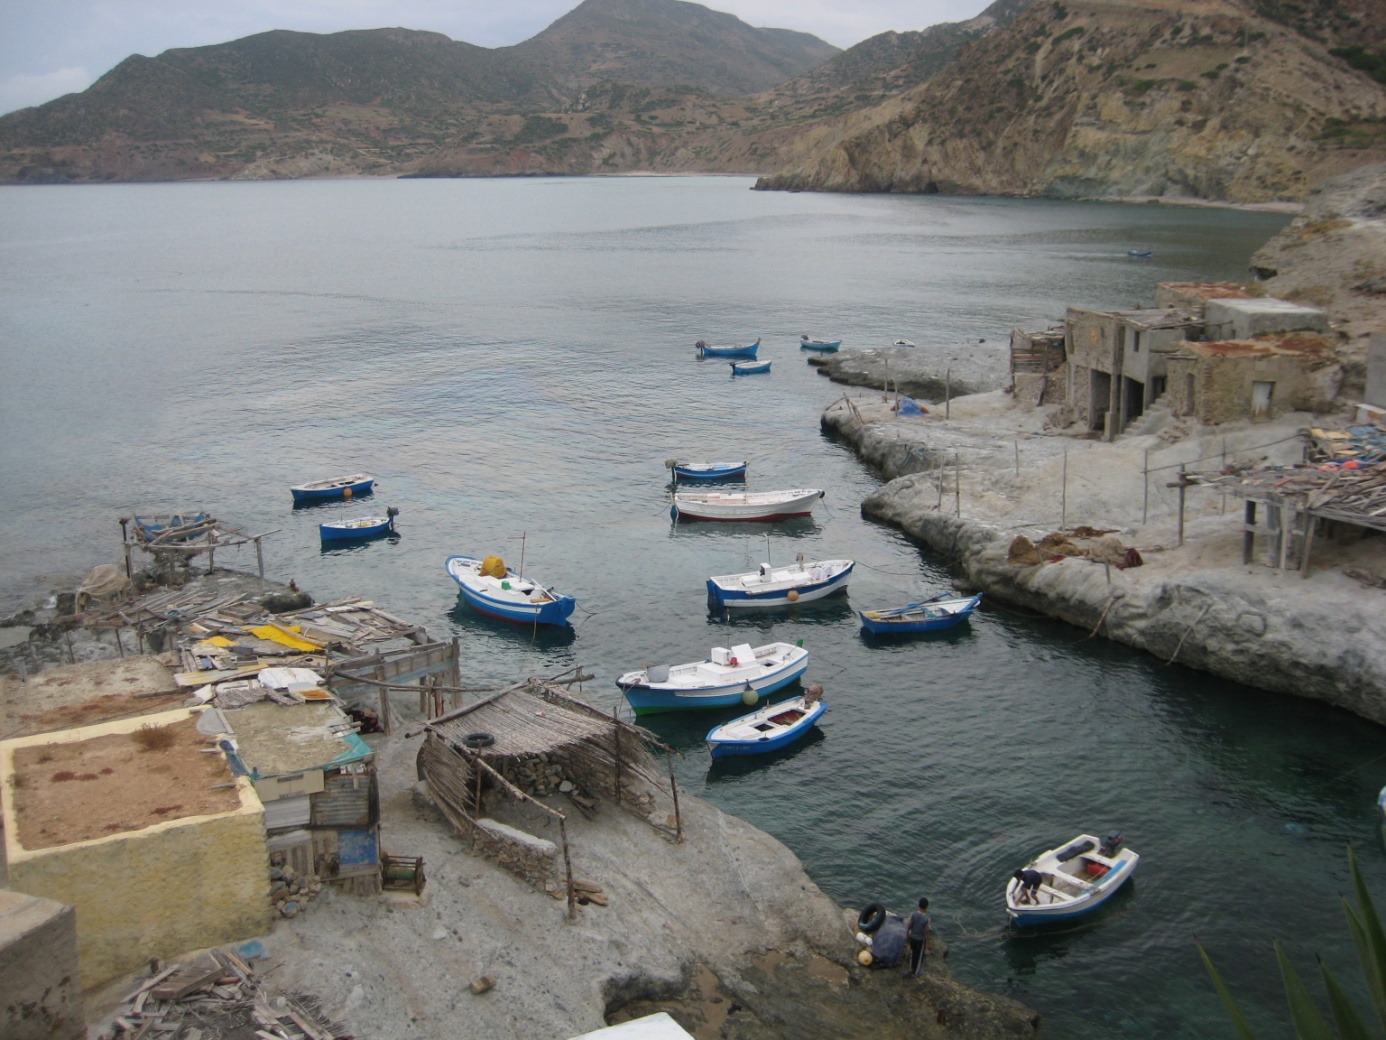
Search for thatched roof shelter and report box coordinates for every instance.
[413,679,679,915]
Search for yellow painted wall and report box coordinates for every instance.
[1,708,271,989]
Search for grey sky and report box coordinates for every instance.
[0,0,993,115]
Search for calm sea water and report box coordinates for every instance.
[1,177,1377,1038]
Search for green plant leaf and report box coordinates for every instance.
[1318,955,1374,1040]
[1197,940,1260,1040]
[1348,843,1386,1031]
[1274,940,1333,1040]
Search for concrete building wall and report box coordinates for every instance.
[0,891,84,1040]
[1367,331,1386,410]
[1,710,270,990]
[1204,298,1328,340]
[1167,349,1339,425]
[1065,308,1117,370]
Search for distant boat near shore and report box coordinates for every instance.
[291,473,374,503]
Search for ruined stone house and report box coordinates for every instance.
[1165,333,1343,424]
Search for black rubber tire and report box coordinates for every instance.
[462,732,496,749]
[857,902,887,934]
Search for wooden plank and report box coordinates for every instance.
[150,955,223,1001]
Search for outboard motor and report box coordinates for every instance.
[1100,832,1124,857]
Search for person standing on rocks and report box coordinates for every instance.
[906,897,931,977]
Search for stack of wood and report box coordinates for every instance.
[98,948,347,1040]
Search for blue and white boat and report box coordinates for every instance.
[730,359,771,375]
[696,338,759,359]
[319,508,398,543]
[1005,833,1139,927]
[291,473,374,503]
[445,554,576,627]
[617,641,808,715]
[799,335,841,352]
[707,556,853,610]
[666,459,748,482]
[858,593,981,634]
[706,691,826,757]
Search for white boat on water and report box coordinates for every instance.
[1005,832,1139,927]
[706,555,853,610]
[617,641,809,715]
[671,488,823,522]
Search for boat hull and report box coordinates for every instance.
[672,488,822,522]
[291,474,375,503]
[1005,834,1139,927]
[730,360,771,375]
[707,559,853,609]
[706,696,825,757]
[617,642,808,715]
[319,517,394,542]
[445,555,576,627]
[697,339,759,358]
[859,594,981,634]
[670,461,748,482]
[799,339,841,352]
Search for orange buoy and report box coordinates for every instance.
[787,589,799,602]
[343,487,353,499]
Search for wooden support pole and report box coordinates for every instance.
[945,367,951,420]
[1177,463,1187,547]
[1244,500,1256,565]
[255,536,265,583]
[1062,448,1068,528]
[1300,511,1316,579]
[613,721,623,807]
[954,452,961,517]
[1142,449,1149,525]
[666,750,683,842]
[559,817,577,922]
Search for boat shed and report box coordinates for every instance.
[1154,281,1256,314]
[1164,333,1342,425]
[414,680,678,915]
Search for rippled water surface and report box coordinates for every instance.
[2,177,1378,1038]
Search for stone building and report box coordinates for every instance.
[1063,305,1204,438]
[1165,333,1342,424]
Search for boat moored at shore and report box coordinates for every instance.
[617,640,809,714]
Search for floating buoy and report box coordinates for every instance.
[741,687,758,706]
[787,589,799,602]
[343,487,352,499]
[857,950,873,966]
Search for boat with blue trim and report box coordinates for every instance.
[671,487,822,522]
[707,555,853,610]
[1005,832,1139,927]
[799,335,841,352]
[730,359,771,375]
[320,507,399,542]
[859,593,981,634]
[706,688,825,757]
[445,553,576,627]
[291,473,374,503]
[666,459,748,482]
[617,640,808,715]
[696,338,759,358]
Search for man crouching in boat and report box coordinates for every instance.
[1014,868,1043,904]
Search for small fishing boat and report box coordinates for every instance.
[859,593,982,634]
[799,336,842,352]
[130,513,211,544]
[892,339,916,348]
[319,507,399,543]
[707,555,853,610]
[291,473,374,503]
[671,488,823,522]
[665,459,748,482]
[1127,249,1154,258]
[617,641,809,715]
[696,338,759,359]
[730,359,771,375]
[445,553,576,627]
[706,690,826,757]
[1005,832,1139,927]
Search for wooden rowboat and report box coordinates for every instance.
[705,692,826,757]
[445,554,575,627]
[666,460,748,482]
[671,488,822,522]
[859,593,981,634]
[291,473,374,503]
[696,338,759,358]
[730,359,771,375]
[1005,833,1139,927]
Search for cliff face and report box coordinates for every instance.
[757,0,1386,203]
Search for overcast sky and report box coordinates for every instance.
[0,0,994,115]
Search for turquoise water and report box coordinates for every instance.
[2,176,1375,1037]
